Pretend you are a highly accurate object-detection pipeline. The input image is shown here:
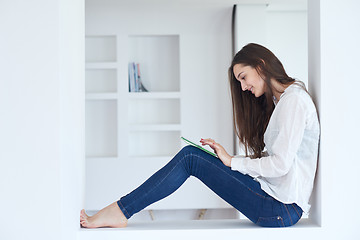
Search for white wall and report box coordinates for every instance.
[234,5,308,86]
[0,0,84,240]
[307,0,322,226]
[0,1,61,239]
[309,0,360,238]
[59,0,85,240]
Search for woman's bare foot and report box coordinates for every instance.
[80,202,128,228]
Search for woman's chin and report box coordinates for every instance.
[254,92,265,98]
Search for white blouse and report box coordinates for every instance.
[231,82,320,214]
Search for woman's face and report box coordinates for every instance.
[233,64,267,97]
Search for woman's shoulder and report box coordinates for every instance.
[282,81,309,99]
[280,81,317,113]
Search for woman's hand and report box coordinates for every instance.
[200,138,233,167]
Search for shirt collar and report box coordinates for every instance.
[273,81,298,105]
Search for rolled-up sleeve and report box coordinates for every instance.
[231,94,307,178]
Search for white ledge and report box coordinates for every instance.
[78,218,320,240]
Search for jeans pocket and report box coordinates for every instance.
[256,216,285,228]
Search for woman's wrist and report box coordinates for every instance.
[224,154,233,167]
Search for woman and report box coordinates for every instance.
[80,43,320,228]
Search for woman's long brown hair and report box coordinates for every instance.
[229,43,295,158]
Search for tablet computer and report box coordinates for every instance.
[181,136,218,158]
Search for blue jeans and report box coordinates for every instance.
[117,145,303,227]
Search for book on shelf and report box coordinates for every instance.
[128,62,148,92]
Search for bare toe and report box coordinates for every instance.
[80,209,87,216]
[80,209,90,228]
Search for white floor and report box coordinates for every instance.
[78,218,318,240]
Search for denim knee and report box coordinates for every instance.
[175,145,206,172]
[179,145,204,160]
[181,145,198,154]
[176,145,197,162]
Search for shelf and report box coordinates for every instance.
[86,69,117,93]
[128,92,180,99]
[85,157,118,161]
[128,124,181,131]
[86,62,118,69]
[86,92,181,100]
[86,93,117,100]
[85,34,183,210]
[78,219,319,239]
[128,35,180,92]
[127,156,174,161]
[85,156,174,162]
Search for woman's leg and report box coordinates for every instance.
[81,145,302,228]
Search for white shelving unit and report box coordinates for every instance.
[126,35,181,160]
[85,34,187,210]
[84,0,237,214]
[84,0,236,217]
[84,29,235,212]
[85,35,118,161]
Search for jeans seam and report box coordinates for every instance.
[280,216,285,227]
[194,154,266,200]
[292,204,301,218]
[283,204,293,226]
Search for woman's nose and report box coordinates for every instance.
[241,83,248,91]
